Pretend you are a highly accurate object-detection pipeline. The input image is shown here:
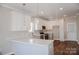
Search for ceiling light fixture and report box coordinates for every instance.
[59,8,63,10]
[63,15,67,17]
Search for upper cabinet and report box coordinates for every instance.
[11,11,31,31]
[24,15,32,31]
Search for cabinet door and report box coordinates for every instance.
[24,16,31,31]
[12,41,49,55]
[11,11,25,31]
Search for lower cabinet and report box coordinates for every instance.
[11,40,53,55]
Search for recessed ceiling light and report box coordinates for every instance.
[59,8,63,10]
[40,11,44,14]
[63,15,67,17]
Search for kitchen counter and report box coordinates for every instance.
[10,37,53,46]
[8,37,54,55]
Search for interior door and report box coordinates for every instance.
[67,23,77,40]
[53,25,60,40]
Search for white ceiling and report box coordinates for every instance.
[1,3,79,19]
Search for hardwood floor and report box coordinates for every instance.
[54,40,79,55]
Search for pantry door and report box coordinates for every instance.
[67,23,77,40]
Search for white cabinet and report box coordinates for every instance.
[13,42,49,55]
[24,16,31,31]
[10,39,53,55]
[11,11,31,31]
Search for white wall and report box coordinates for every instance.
[76,16,79,41]
[0,5,12,54]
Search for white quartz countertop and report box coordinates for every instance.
[9,37,53,46]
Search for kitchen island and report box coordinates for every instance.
[9,37,53,55]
